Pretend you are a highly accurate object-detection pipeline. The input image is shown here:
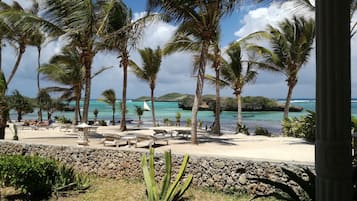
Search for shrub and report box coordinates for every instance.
[352,116,357,132]
[0,155,58,197]
[186,118,191,127]
[141,148,193,201]
[236,123,249,135]
[163,118,171,126]
[54,115,72,124]
[254,127,270,136]
[98,120,107,126]
[281,110,315,142]
[0,155,90,199]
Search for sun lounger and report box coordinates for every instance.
[103,133,122,147]
[153,129,173,137]
[173,129,191,139]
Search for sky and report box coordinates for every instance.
[2,0,357,99]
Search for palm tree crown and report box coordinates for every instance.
[129,46,162,127]
[247,16,315,118]
[101,89,117,125]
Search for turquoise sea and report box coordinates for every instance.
[12,99,357,133]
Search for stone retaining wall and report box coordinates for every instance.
[0,141,314,196]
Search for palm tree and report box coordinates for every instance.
[39,45,84,125]
[129,46,162,127]
[0,70,8,139]
[135,106,144,127]
[0,1,39,86]
[8,90,33,122]
[219,42,258,125]
[247,16,315,119]
[42,0,105,123]
[101,89,117,125]
[148,0,240,144]
[97,0,154,131]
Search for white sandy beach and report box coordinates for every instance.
[3,124,314,165]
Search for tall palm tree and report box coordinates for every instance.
[129,46,162,127]
[148,0,240,144]
[221,42,258,125]
[101,89,117,125]
[42,0,103,123]
[97,0,154,131]
[247,16,315,119]
[39,45,84,125]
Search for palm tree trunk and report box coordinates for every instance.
[237,92,242,125]
[191,40,209,144]
[283,82,296,119]
[120,52,128,131]
[0,39,2,71]
[82,53,93,123]
[212,67,221,135]
[112,104,115,125]
[7,45,25,85]
[73,87,81,125]
[37,46,43,122]
[150,87,156,127]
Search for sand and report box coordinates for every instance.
[3,123,314,165]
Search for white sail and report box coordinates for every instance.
[143,101,151,111]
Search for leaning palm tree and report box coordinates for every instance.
[129,46,162,127]
[149,0,241,144]
[0,1,39,86]
[97,0,155,131]
[220,42,258,125]
[246,16,315,119]
[101,89,117,125]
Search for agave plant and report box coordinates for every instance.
[141,148,193,201]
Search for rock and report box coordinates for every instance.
[238,174,247,185]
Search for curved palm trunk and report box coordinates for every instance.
[120,51,129,131]
[212,67,221,135]
[237,92,242,125]
[112,104,115,125]
[283,80,297,119]
[7,45,25,85]
[37,47,43,122]
[191,40,209,144]
[150,87,156,127]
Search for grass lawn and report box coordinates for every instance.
[1,177,281,201]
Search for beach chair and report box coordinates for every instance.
[103,133,121,147]
[174,129,191,139]
[153,129,173,137]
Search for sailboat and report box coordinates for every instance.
[143,101,151,111]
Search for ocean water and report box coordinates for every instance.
[12,99,357,133]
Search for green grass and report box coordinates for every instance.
[1,177,282,201]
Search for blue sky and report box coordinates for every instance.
[2,0,357,99]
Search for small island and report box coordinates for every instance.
[134,93,303,112]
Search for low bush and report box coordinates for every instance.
[236,123,249,135]
[0,155,89,199]
[281,110,315,142]
[0,155,58,197]
[54,115,72,124]
[254,127,270,136]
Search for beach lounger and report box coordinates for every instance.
[174,129,191,139]
[103,133,122,147]
[153,129,173,137]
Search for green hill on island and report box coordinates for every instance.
[133,93,303,112]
